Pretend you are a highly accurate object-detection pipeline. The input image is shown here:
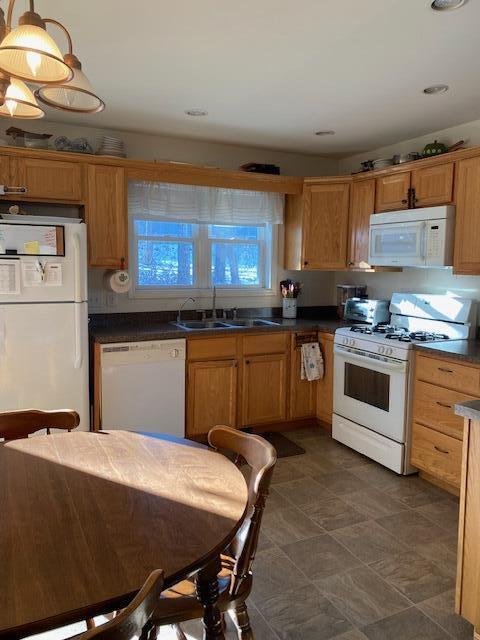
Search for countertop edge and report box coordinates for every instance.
[455,400,480,421]
[90,318,345,344]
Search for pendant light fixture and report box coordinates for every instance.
[35,19,104,113]
[0,9,44,118]
[0,76,43,118]
[0,0,72,84]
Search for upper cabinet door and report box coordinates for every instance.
[86,164,127,268]
[14,157,83,202]
[454,157,480,275]
[411,163,454,207]
[375,172,410,212]
[302,181,350,270]
[348,178,375,269]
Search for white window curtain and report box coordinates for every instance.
[128,180,284,225]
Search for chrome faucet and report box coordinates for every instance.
[177,297,195,323]
[212,286,217,319]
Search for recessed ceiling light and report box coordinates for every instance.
[315,130,335,136]
[431,0,467,11]
[185,109,208,116]
[423,84,449,95]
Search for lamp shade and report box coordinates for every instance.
[0,23,72,83]
[36,65,105,113]
[0,77,44,118]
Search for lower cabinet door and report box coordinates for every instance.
[411,422,462,489]
[187,359,238,437]
[242,353,287,426]
[289,342,317,419]
[316,333,334,425]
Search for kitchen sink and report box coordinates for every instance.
[172,318,281,330]
[226,319,281,327]
[172,320,231,330]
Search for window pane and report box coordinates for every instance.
[137,240,193,286]
[211,242,260,286]
[209,225,260,240]
[135,220,193,238]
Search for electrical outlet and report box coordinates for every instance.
[106,292,117,307]
[89,290,104,308]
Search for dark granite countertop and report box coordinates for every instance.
[414,340,480,366]
[455,400,480,421]
[89,308,349,344]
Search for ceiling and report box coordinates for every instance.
[26,0,480,156]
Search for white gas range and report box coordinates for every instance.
[333,293,477,475]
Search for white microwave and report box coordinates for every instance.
[368,205,455,267]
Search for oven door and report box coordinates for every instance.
[369,221,426,267]
[333,344,408,442]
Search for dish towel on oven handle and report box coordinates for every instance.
[301,342,324,381]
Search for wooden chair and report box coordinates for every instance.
[0,409,80,442]
[69,570,164,640]
[151,425,277,639]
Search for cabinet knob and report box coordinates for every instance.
[245,360,250,365]
[401,199,408,204]
[303,261,309,266]
[348,261,354,267]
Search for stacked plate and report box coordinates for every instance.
[96,136,126,158]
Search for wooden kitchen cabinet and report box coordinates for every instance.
[456,410,480,627]
[13,157,83,202]
[241,353,288,426]
[302,181,350,270]
[187,359,238,437]
[85,164,128,268]
[411,352,480,494]
[284,179,351,271]
[316,332,334,427]
[289,333,317,419]
[454,156,480,275]
[375,171,410,212]
[348,178,376,269]
[411,163,454,207]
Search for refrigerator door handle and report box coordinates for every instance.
[73,304,83,370]
[73,231,82,303]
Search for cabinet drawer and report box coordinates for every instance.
[411,422,462,488]
[188,336,237,360]
[416,354,480,395]
[242,332,288,355]
[413,380,473,440]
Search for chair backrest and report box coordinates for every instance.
[0,409,80,442]
[72,570,164,640]
[208,426,276,594]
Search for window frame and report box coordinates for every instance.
[129,214,278,300]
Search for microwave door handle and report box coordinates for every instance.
[420,222,428,261]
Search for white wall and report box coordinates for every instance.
[2,118,339,177]
[17,118,336,312]
[339,116,480,175]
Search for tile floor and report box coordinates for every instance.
[35,427,472,640]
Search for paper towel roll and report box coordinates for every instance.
[104,270,131,294]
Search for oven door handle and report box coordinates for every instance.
[334,345,407,373]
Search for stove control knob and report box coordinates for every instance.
[378,346,385,354]
[386,347,393,356]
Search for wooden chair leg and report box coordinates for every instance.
[229,603,253,640]
[85,618,96,630]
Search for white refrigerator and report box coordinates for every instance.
[0,217,89,429]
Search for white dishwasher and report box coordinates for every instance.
[100,339,186,435]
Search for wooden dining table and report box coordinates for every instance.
[0,430,249,640]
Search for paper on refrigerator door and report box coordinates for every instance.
[0,312,5,354]
[0,260,20,294]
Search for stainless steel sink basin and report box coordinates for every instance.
[226,319,280,327]
[172,320,231,330]
[172,318,281,330]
